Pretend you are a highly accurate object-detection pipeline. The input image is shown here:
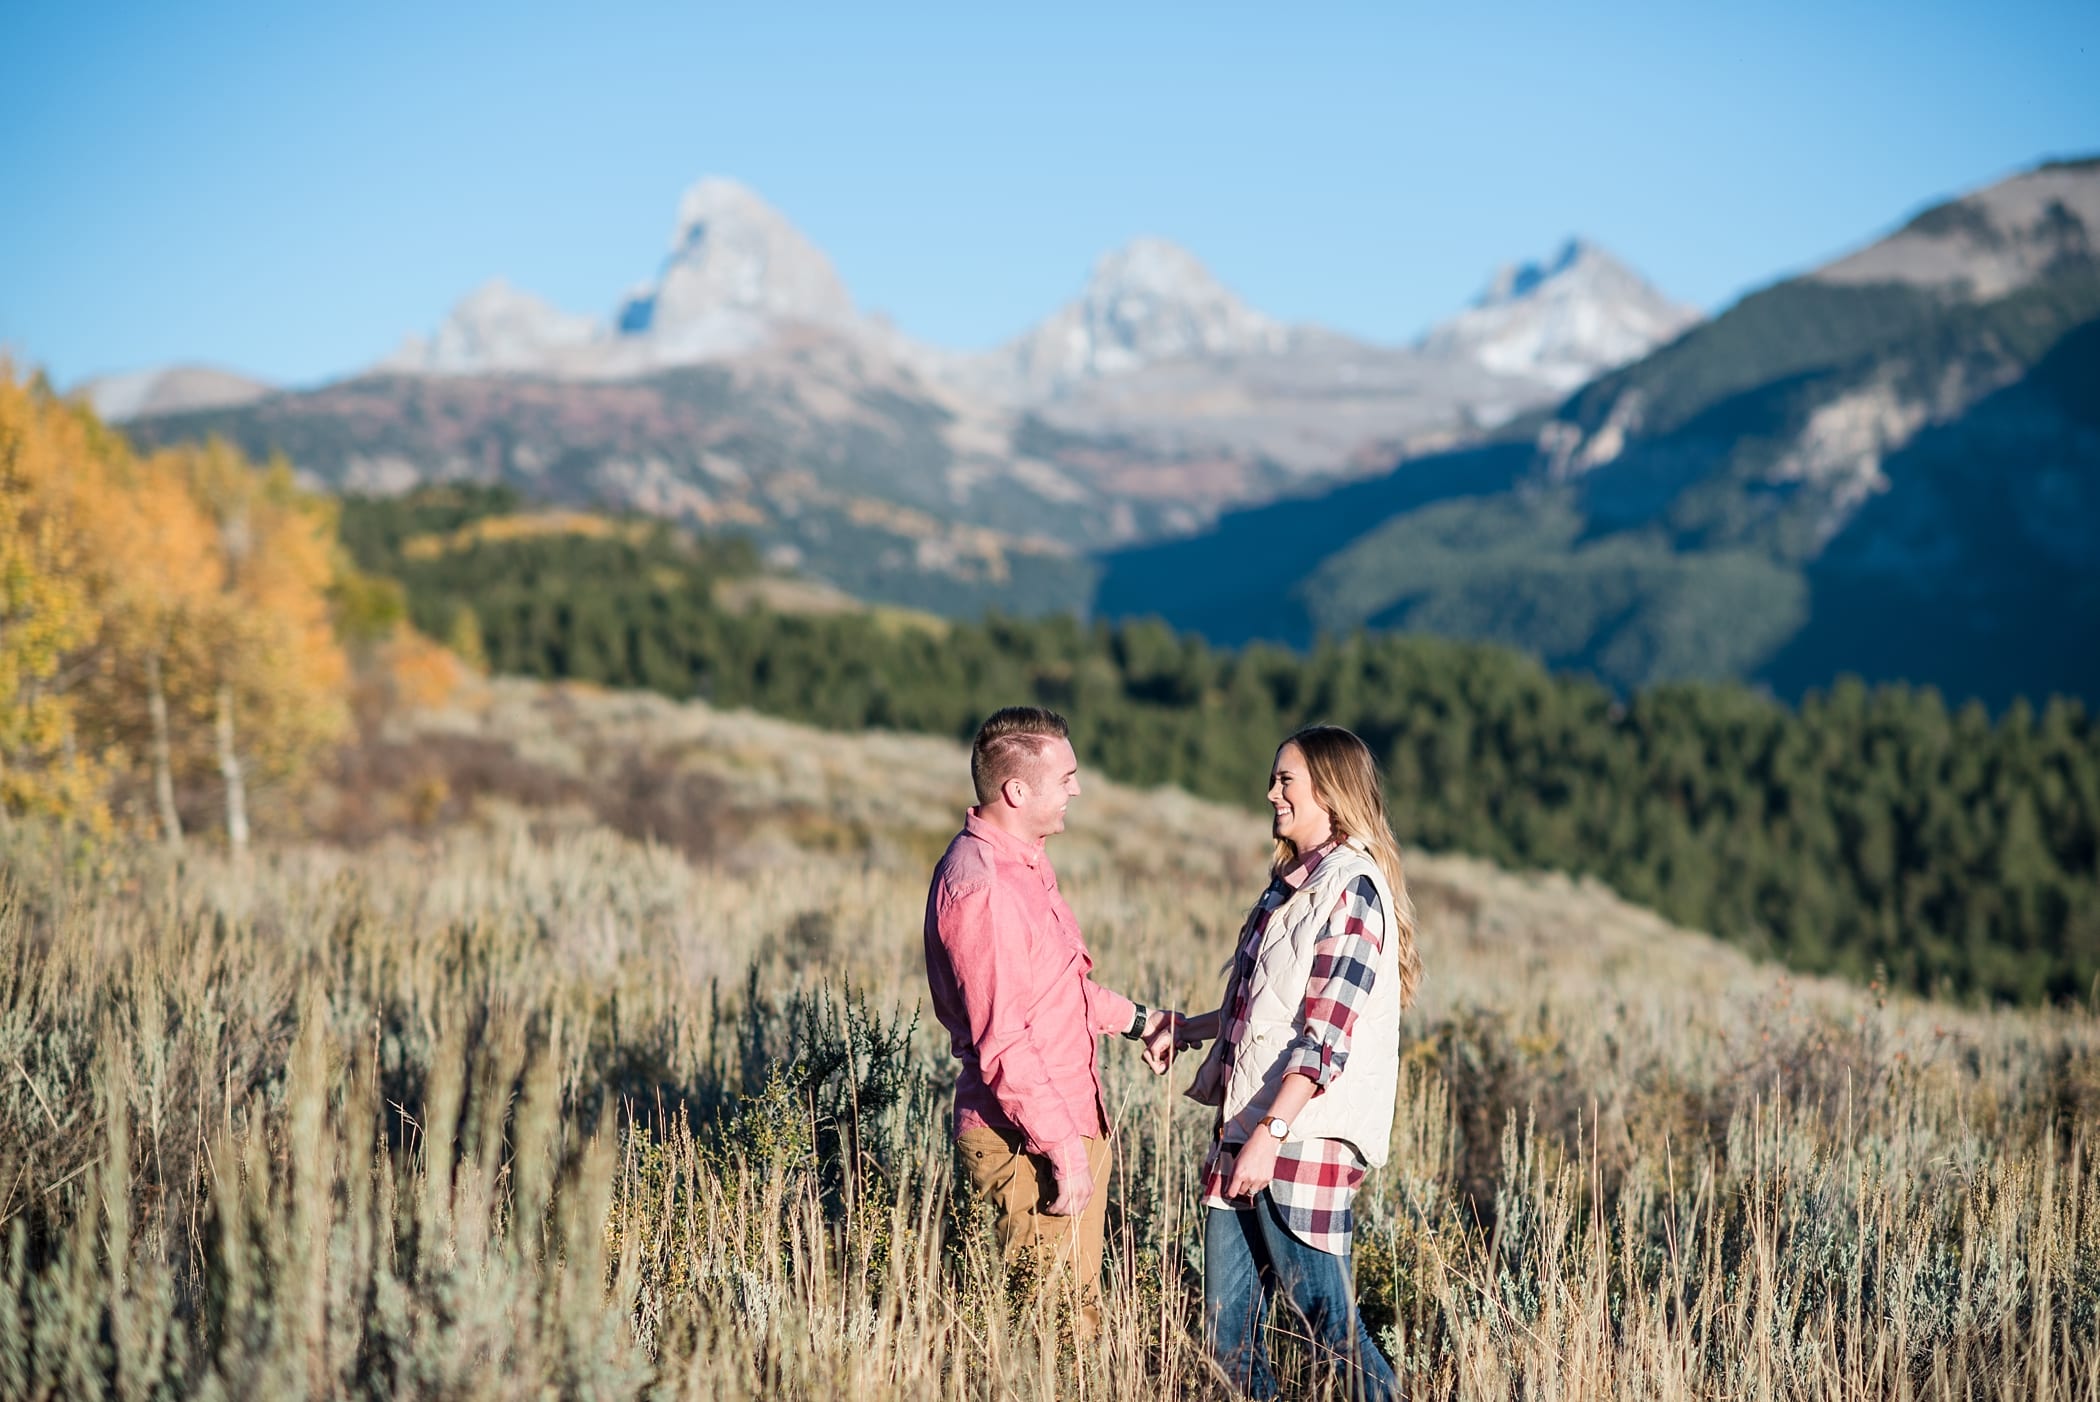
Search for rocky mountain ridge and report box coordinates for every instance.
[366,176,1693,419]
[1813,160,2100,298]
[1092,156,2100,707]
[111,176,1697,615]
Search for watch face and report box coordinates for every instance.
[1266,1117,1289,1139]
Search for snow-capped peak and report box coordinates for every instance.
[1083,237,1234,301]
[984,237,1293,399]
[378,178,868,378]
[381,278,600,375]
[1424,239,1702,391]
[618,176,857,357]
[1478,238,1597,305]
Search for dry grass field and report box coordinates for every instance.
[3,675,2096,1399]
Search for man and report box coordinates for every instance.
[923,705,1172,1336]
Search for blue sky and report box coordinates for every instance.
[4,1,2095,388]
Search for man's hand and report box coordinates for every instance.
[1044,1138,1094,1217]
[1139,1009,1183,1073]
[1224,1132,1281,1201]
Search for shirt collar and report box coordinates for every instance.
[964,807,1046,869]
[1277,837,1342,889]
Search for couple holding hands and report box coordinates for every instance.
[924,706,1421,1402]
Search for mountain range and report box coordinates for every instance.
[104,158,2100,706]
[1095,157,2100,706]
[367,176,1696,413]
[111,178,1695,612]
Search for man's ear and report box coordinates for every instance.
[999,775,1030,809]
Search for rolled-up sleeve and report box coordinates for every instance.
[1282,875,1385,1093]
[1082,976,1139,1039]
[936,877,1085,1154]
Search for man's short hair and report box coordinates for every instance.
[971,706,1070,804]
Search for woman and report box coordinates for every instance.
[1165,725,1422,1402]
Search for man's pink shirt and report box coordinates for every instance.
[923,809,1138,1155]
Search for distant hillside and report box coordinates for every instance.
[331,483,2100,1005]
[1095,158,2100,707]
[131,348,1112,618]
[73,363,273,420]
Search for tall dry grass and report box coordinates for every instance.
[2,679,2097,1399]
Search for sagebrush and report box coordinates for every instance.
[2,698,2097,1398]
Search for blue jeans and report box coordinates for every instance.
[1204,1196,1400,1402]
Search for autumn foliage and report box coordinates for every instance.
[0,367,350,842]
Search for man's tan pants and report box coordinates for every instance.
[956,1128,1112,1338]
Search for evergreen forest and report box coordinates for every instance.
[341,486,2100,1007]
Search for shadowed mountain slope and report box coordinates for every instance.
[1094,158,2100,706]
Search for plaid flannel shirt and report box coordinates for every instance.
[1200,839,1386,1256]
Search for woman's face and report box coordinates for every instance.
[1267,742,1334,851]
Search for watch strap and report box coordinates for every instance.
[1123,1002,1149,1039]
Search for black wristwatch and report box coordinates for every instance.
[1123,1003,1150,1039]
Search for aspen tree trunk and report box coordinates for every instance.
[145,650,183,848]
[215,682,248,854]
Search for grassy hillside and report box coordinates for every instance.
[331,489,2100,1008]
[2,675,2095,1397]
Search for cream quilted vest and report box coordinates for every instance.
[1188,839,1403,1167]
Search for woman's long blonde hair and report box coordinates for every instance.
[1273,725,1422,1009]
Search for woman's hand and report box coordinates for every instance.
[1142,1007,1220,1072]
[1225,1073,1315,1199]
[1224,1132,1281,1200]
[1139,1010,1182,1073]
[1174,1008,1222,1052]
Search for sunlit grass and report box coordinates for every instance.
[2,680,2096,1398]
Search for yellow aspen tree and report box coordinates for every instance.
[76,450,227,847]
[0,370,108,826]
[177,443,349,851]
[0,371,353,844]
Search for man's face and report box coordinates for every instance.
[1010,736,1082,840]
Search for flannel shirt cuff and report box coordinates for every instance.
[1281,1036,1342,1093]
